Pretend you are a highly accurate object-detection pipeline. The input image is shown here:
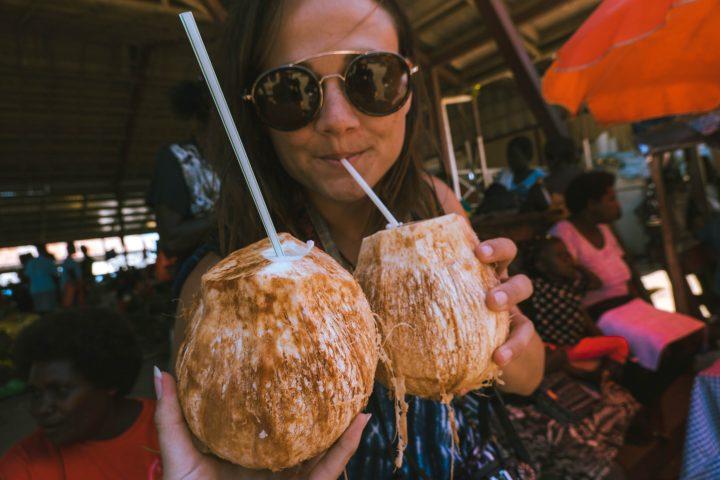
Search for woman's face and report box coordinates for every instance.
[589,187,622,223]
[27,360,113,445]
[264,0,410,203]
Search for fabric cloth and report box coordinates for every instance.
[23,257,57,295]
[681,358,720,480]
[598,298,706,370]
[566,336,629,364]
[495,168,545,199]
[551,220,632,307]
[0,398,160,480]
[527,275,590,346]
[495,373,640,480]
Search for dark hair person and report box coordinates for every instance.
[0,308,161,479]
[156,1,543,479]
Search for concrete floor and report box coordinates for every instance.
[0,352,167,455]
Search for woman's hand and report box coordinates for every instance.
[153,369,370,480]
[464,232,544,395]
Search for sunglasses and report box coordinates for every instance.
[243,50,419,131]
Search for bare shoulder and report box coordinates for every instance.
[424,175,467,218]
[177,251,222,315]
[171,251,222,370]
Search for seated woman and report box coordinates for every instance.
[522,236,630,375]
[0,308,161,480]
[550,171,705,375]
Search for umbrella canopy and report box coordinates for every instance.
[542,0,720,124]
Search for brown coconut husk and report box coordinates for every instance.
[354,214,510,466]
[176,234,379,471]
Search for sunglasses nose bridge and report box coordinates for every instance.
[317,73,346,87]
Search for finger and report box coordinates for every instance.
[308,414,371,480]
[486,274,533,312]
[153,368,204,477]
[474,238,517,276]
[494,309,535,367]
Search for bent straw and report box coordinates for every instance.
[340,159,400,228]
[179,12,284,257]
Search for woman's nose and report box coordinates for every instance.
[30,392,57,418]
[314,79,360,136]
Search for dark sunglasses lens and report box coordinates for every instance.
[345,53,410,115]
[253,68,320,130]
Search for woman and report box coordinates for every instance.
[551,172,704,388]
[0,308,160,479]
[156,1,544,478]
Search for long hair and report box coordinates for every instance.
[208,0,440,254]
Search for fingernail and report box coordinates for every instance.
[362,413,372,425]
[153,366,163,400]
[496,347,511,365]
[493,291,508,306]
[480,244,493,258]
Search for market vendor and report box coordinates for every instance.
[0,308,161,480]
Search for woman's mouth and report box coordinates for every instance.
[318,150,367,166]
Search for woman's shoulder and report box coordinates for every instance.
[550,219,575,237]
[0,430,54,478]
[425,175,466,218]
[178,251,222,306]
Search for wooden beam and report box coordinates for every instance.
[413,0,465,31]
[430,0,567,66]
[473,0,568,139]
[198,0,227,23]
[650,152,691,315]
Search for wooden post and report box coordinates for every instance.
[471,94,492,187]
[473,0,569,140]
[430,68,455,189]
[685,146,709,219]
[649,152,691,314]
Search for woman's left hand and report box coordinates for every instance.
[459,230,544,395]
[473,237,535,367]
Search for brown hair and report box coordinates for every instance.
[208,0,440,254]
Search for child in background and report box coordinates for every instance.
[522,236,630,375]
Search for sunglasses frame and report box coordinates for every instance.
[243,50,420,130]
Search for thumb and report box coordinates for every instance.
[308,413,371,480]
[153,367,204,477]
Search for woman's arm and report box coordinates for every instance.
[429,176,545,395]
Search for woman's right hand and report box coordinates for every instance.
[153,369,370,480]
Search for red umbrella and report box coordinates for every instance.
[542,0,720,123]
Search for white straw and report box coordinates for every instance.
[179,12,284,257]
[340,159,400,228]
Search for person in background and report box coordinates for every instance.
[60,243,83,308]
[543,136,584,212]
[78,246,93,283]
[0,308,160,479]
[495,136,547,203]
[23,245,58,314]
[551,171,705,393]
[521,236,630,374]
[147,80,220,285]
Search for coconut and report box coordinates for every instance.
[175,233,379,471]
[354,213,510,464]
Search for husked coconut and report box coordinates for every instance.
[176,234,379,471]
[354,213,509,464]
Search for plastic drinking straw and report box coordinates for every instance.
[340,159,400,228]
[179,12,284,257]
